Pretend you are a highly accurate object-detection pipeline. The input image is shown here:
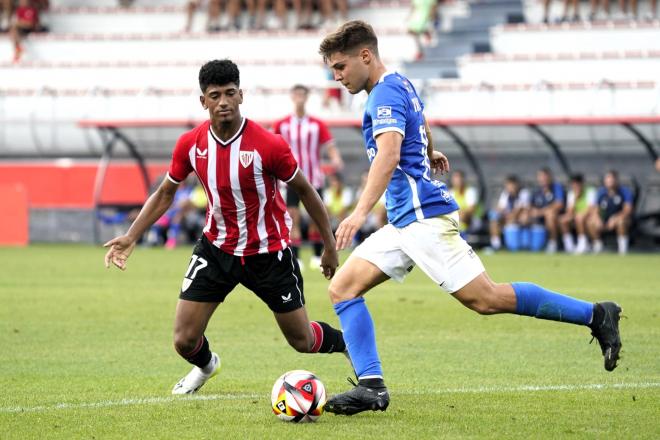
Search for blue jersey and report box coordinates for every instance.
[363,72,458,227]
[531,182,565,209]
[597,186,633,220]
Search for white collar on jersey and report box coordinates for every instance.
[377,71,397,84]
[209,117,247,146]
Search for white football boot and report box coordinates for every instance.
[172,352,220,394]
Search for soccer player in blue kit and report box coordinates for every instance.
[318,20,624,415]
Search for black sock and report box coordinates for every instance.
[313,242,323,257]
[310,321,346,353]
[358,377,386,389]
[182,335,212,368]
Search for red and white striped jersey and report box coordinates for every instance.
[272,115,333,189]
[168,118,298,256]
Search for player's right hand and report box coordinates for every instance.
[103,236,136,271]
[320,247,339,280]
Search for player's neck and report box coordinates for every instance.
[365,63,387,94]
[211,117,243,142]
[294,109,306,118]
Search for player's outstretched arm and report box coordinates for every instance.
[104,177,179,270]
[287,171,338,279]
[335,131,401,250]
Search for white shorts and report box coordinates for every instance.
[353,211,485,293]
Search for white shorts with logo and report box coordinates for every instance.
[353,211,485,293]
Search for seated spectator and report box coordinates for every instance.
[9,0,40,62]
[488,175,530,251]
[1,0,13,32]
[589,0,611,21]
[530,167,565,253]
[587,170,634,254]
[146,177,202,248]
[323,172,353,230]
[185,0,237,32]
[319,0,348,29]
[449,169,480,235]
[559,174,597,254]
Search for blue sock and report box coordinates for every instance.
[333,297,383,379]
[512,282,593,325]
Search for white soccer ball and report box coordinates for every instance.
[271,370,326,422]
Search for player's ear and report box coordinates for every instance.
[200,95,208,110]
[238,89,244,104]
[361,48,371,64]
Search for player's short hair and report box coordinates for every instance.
[319,20,379,62]
[199,59,240,92]
[570,173,584,184]
[538,167,553,177]
[291,84,310,94]
[505,175,519,185]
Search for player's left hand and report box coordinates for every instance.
[335,211,367,251]
[429,150,450,175]
[319,247,339,279]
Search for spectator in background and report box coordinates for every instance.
[320,0,348,29]
[322,68,343,111]
[323,173,353,230]
[146,176,197,248]
[587,170,633,254]
[407,0,437,60]
[9,0,39,62]
[589,0,611,21]
[559,174,596,254]
[273,84,343,268]
[488,175,530,251]
[530,167,565,253]
[185,0,235,32]
[251,0,287,30]
[619,0,638,19]
[449,170,480,236]
[1,0,13,32]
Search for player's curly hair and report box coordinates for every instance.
[199,59,240,92]
[318,20,379,63]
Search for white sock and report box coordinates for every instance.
[575,234,588,254]
[593,239,603,253]
[562,233,575,253]
[617,236,629,254]
[491,236,501,249]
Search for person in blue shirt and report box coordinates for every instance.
[587,169,634,254]
[530,167,565,253]
[318,20,623,416]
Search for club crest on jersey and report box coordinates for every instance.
[376,106,392,118]
[239,151,254,168]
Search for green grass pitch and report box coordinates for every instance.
[1,245,658,439]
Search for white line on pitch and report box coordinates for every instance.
[2,382,658,414]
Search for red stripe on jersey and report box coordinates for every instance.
[272,115,333,189]
[169,119,297,256]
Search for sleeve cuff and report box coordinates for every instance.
[283,167,299,183]
[166,172,182,184]
[373,127,405,139]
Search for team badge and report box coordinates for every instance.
[376,106,392,118]
[239,151,254,168]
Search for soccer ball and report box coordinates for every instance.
[271,370,326,422]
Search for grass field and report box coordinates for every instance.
[0,245,658,439]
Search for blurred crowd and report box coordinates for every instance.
[543,0,658,23]
[1,0,48,62]
[184,0,348,32]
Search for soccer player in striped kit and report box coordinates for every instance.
[273,84,344,270]
[104,60,347,394]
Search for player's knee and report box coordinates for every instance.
[286,334,313,353]
[327,280,357,304]
[173,330,199,356]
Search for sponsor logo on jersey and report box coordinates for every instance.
[239,151,254,168]
[373,118,398,126]
[376,106,392,118]
[196,148,208,159]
